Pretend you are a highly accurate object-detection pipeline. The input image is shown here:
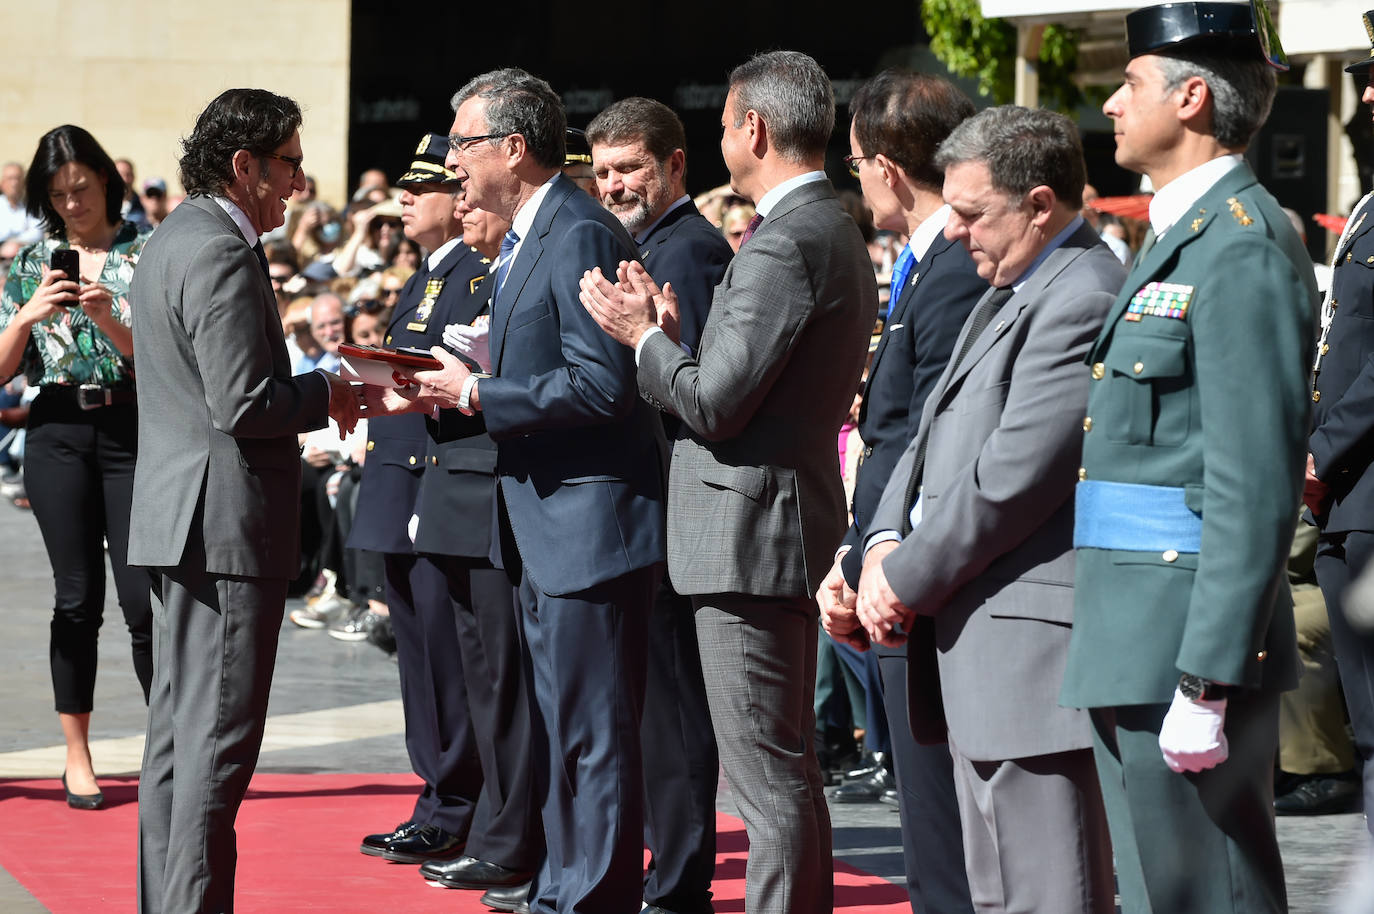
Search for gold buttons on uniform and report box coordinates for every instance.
[366,441,375,452]
[1133,361,1144,375]
[1313,390,1322,402]
[1347,252,1354,263]
[1082,417,1093,432]
[408,456,417,465]
[1257,650,1268,661]
[1091,362,1105,380]
[431,456,438,465]
[1322,344,1330,355]
[1078,467,1087,481]
[386,335,393,344]
[1162,549,1179,563]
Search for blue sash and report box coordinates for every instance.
[1073,480,1202,553]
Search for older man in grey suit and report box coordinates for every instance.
[829,107,1121,913]
[582,51,874,914]
[129,89,358,914]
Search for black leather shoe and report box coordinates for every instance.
[380,824,466,863]
[360,820,419,857]
[480,879,532,914]
[421,854,534,889]
[61,771,103,811]
[1275,775,1362,816]
[844,750,887,781]
[832,766,895,803]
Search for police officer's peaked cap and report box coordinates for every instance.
[396,133,461,187]
[1345,11,1374,73]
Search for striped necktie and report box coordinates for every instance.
[492,229,519,306]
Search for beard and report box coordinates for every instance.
[605,190,654,234]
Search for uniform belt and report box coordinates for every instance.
[1073,480,1201,553]
[42,384,137,410]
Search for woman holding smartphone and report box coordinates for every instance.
[0,125,152,810]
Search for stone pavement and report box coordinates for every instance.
[0,494,1368,912]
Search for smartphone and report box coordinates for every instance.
[49,250,80,306]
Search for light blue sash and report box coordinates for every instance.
[1074,480,1202,553]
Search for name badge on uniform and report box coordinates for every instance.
[407,277,445,332]
[1124,281,1193,322]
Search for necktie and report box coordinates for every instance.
[492,229,519,306]
[252,240,270,280]
[740,213,764,246]
[888,244,917,307]
[900,285,1015,534]
[1133,227,1157,269]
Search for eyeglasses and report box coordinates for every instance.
[264,153,304,179]
[352,299,388,315]
[843,154,871,179]
[447,133,509,153]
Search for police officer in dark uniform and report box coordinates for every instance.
[1305,9,1374,837]
[1063,4,1316,912]
[351,135,488,864]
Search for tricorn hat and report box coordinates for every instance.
[396,133,460,187]
[1345,10,1374,73]
[1126,1,1288,71]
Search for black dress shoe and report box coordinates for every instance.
[480,879,532,914]
[421,854,534,889]
[360,820,419,857]
[61,771,103,810]
[379,824,466,863]
[831,766,894,803]
[1275,774,1362,816]
[844,750,887,781]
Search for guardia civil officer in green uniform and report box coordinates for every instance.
[1061,2,1316,911]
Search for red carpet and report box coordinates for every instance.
[0,773,910,912]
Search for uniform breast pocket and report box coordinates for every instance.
[1103,330,1192,447]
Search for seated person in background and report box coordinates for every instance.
[297,292,344,374]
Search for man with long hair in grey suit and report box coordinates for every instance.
[581,50,875,914]
[129,89,359,913]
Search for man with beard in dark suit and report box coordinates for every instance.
[585,96,729,914]
[348,134,487,867]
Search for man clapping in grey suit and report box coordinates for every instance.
[827,106,1122,912]
[129,89,359,914]
[582,51,874,914]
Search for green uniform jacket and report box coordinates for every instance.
[1062,161,1315,708]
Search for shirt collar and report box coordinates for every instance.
[1148,154,1243,239]
[1010,214,1085,292]
[426,237,461,272]
[210,195,259,244]
[509,174,560,245]
[755,171,827,217]
[634,195,691,245]
[908,205,952,262]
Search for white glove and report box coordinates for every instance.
[443,318,491,373]
[1158,687,1229,773]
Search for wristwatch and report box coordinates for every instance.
[1179,673,1230,702]
[458,374,479,412]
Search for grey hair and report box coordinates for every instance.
[934,105,1086,209]
[1154,50,1276,149]
[450,68,566,170]
[727,50,834,162]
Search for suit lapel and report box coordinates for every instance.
[490,176,577,373]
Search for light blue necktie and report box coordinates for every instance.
[883,243,917,324]
[492,228,519,306]
[888,243,917,306]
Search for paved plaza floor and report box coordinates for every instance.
[0,492,1368,912]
